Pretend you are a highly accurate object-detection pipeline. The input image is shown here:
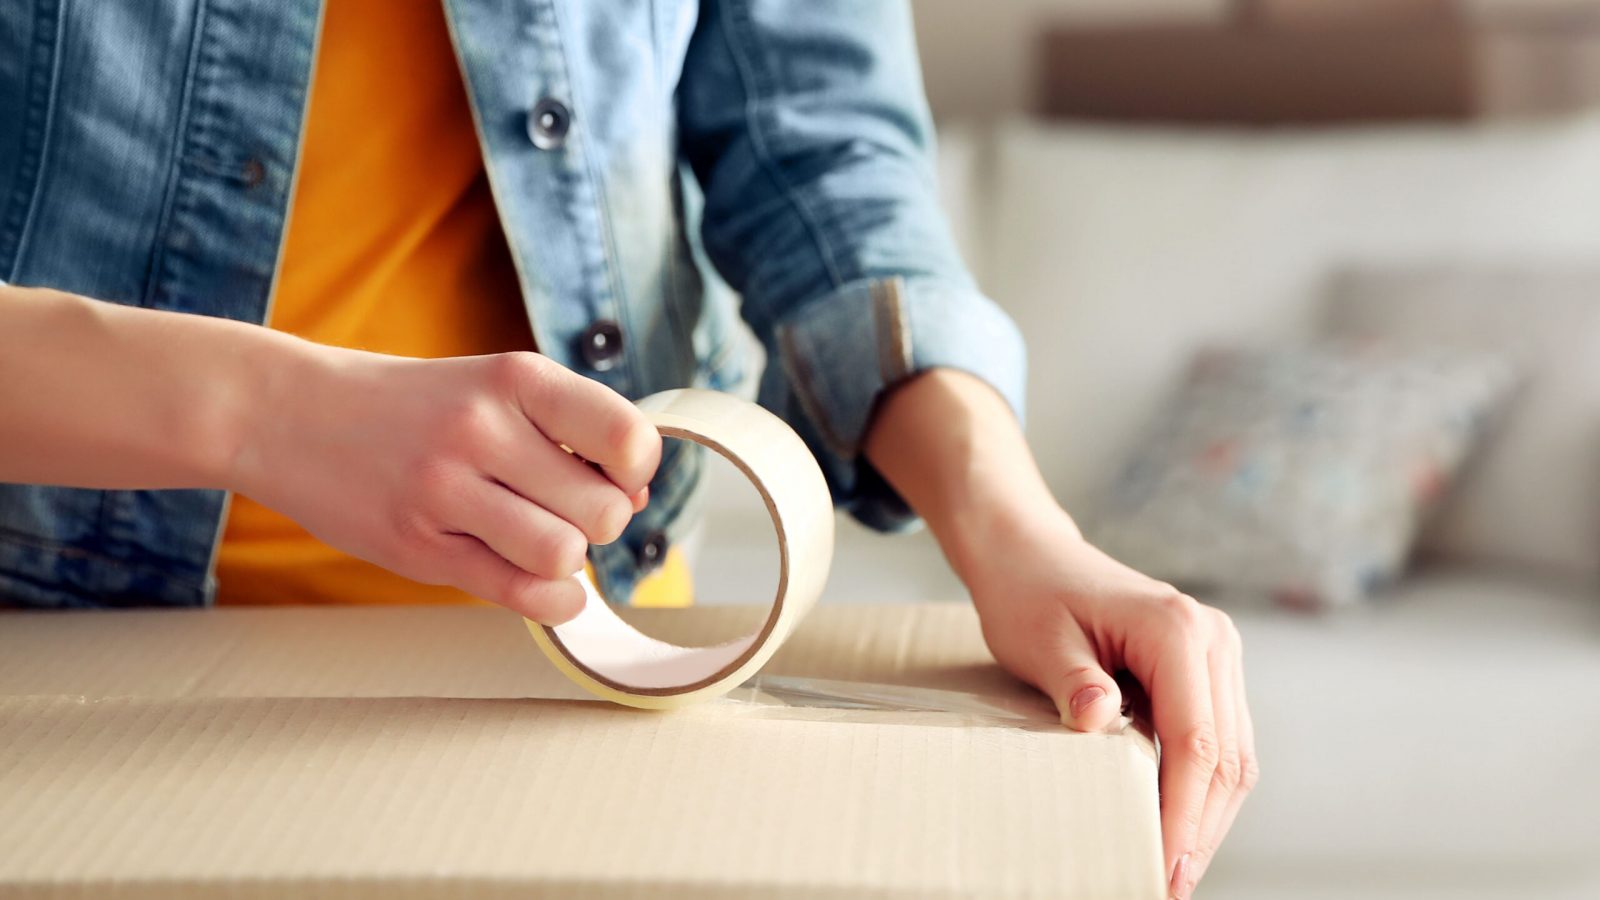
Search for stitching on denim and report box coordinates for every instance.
[717,0,864,456]
[0,0,64,280]
[441,0,554,359]
[871,277,912,385]
[648,0,663,83]
[699,306,748,392]
[531,0,643,392]
[0,567,199,608]
[659,177,700,381]
[778,322,854,458]
[0,525,211,590]
[0,566,108,607]
[540,0,644,395]
[143,0,217,310]
[716,0,845,293]
[650,1,695,388]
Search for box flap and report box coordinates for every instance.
[0,604,1164,898]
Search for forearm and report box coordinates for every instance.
[862,368,1079,586]
[0,285,296,491]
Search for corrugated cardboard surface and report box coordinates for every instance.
[0,603,1162,898]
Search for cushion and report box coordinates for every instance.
[1088,343,1516,609]
[1210,563,1600,894]
[1322,266,1600,580]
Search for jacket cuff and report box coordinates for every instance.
[769,276,1028,533]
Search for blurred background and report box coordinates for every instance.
[695,1,1600,898]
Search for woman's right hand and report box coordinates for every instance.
[231,345,661,623]
[0,286,655,620]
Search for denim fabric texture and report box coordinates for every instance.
[0,0,1026,609]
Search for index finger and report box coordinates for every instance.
[511,360,661,495]
[1148,633,1218,896]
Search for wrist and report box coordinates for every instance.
[216,327,326,498]
[935,487,1084,589]
[862,368,1087,586]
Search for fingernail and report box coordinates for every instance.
[1069,685,1106,720]
[1168,852,1191,900]
[1171,851,1196,896]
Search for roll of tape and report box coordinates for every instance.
[526,388,835,709]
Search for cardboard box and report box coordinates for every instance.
[0,603,1163,898]
[1240,0,1459,29]
[1038,20,1600,124]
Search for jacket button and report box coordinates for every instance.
[579,319,624,371]
[526,97,571,150]
[636,530,668,572]
[241,158,266,187]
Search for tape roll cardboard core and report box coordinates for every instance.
[526,389,834,710]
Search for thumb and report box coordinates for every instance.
[1037,624,1124,732]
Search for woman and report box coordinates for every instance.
[0,2,1252,896]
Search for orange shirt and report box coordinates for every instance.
[214,0,688,607]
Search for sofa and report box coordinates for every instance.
[698,112,1600,898]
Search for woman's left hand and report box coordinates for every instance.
[862,368,1256,900]
[965,514,1258,900]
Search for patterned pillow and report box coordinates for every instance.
[1323,265,1600,580]
[1088,343,1516,610]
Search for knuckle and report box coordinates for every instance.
[411,458,463,515]
[540,527,588,578]
[1180,725,1222,773]
[1212,748,1244,792]
[1154,588,1205,632]
[505,573,582,622]
[389,523,464,587]
[392,509,444,557]
[498,566,543,610]
[1239,754,1262,793]
[392,506,431,541]
[587,490,633,544]
[609,412,660,475]
[438,396,499,450]
[1062,664,1102,684]
[487,351,547,393]
[1211,607,1243,645]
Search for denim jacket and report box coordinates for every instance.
[0,0,1025,609]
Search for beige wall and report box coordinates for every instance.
[911,0,1224,121]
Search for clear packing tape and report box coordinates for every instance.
[729,674,1067,729]
[527,388,835,710]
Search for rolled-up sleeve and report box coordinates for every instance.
[678,0,1027,532]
